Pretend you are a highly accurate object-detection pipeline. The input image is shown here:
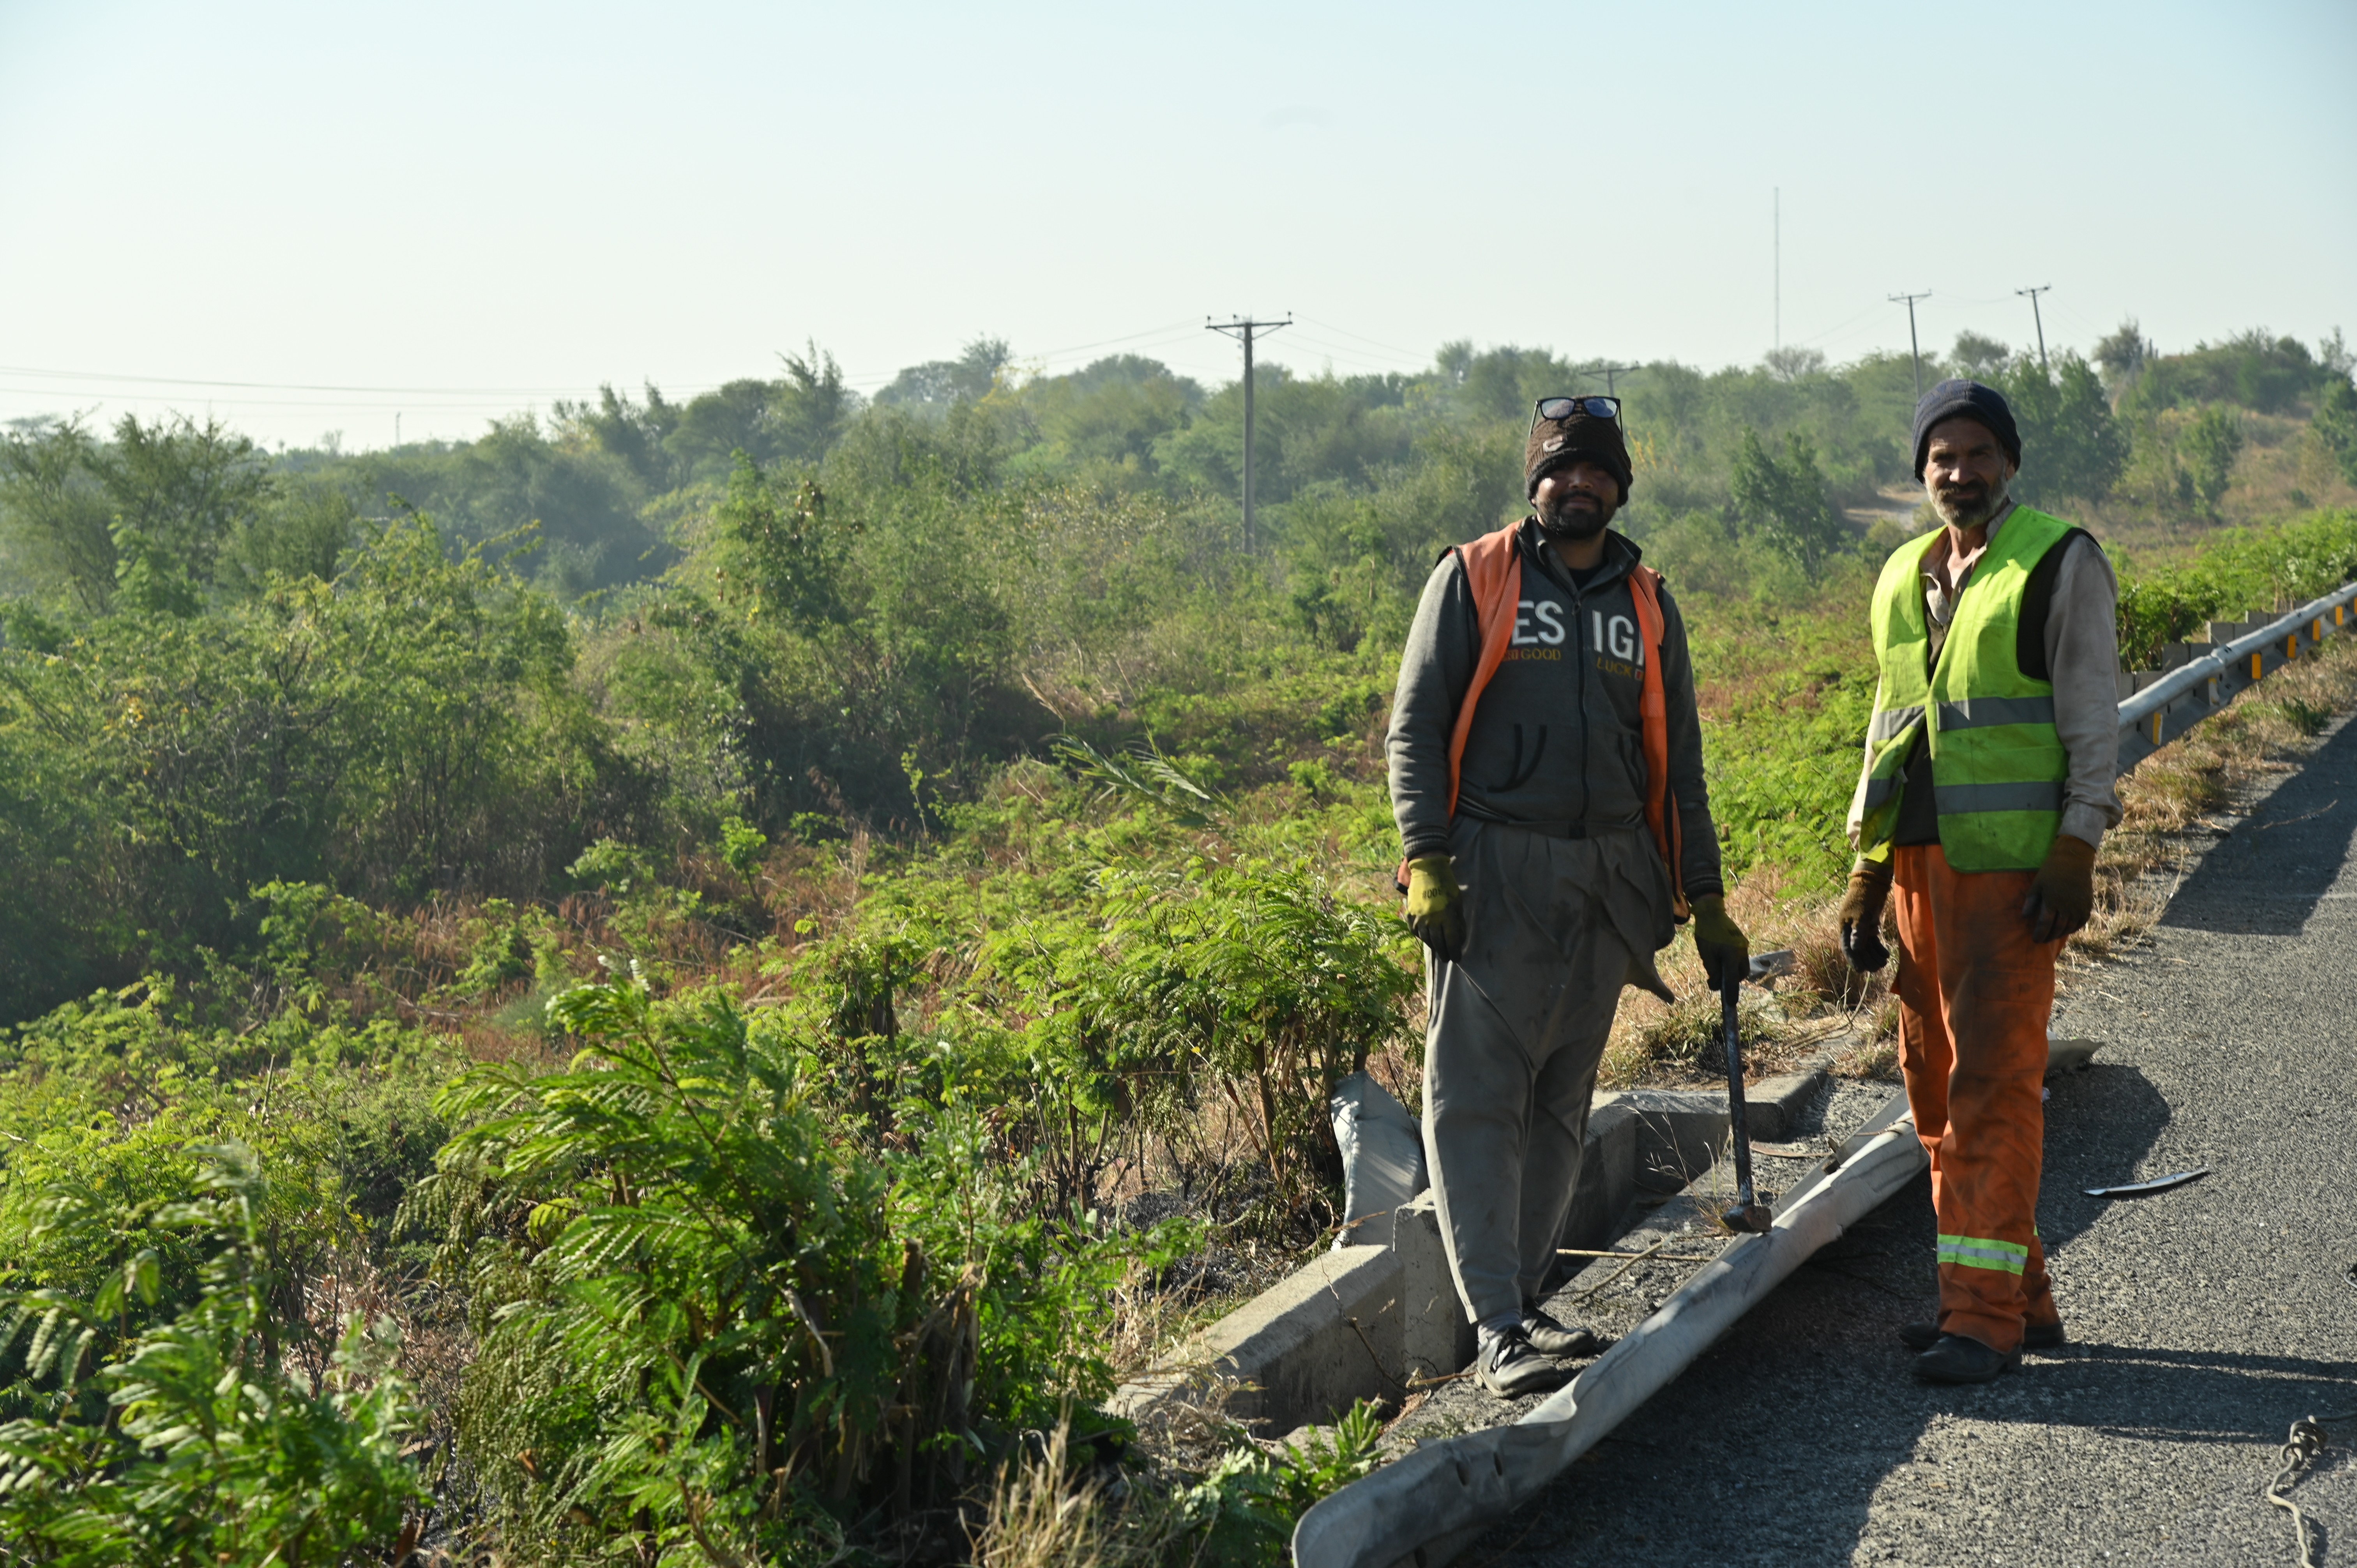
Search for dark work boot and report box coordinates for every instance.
[1477,1326,1573,1399]
[1522,1299,1608,1360]
[1912,1333,2019,1384]
[1898,1320,2066,1353]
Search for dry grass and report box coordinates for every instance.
[1602,863,1889,1090]
[970,1420,1189,1568]
[1606,987,1785,1087]
[1835,999,1902,1081]
[969,1423,1115,1568]
[2063,629,2357,985]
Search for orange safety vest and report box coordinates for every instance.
[1399,525,1687,918]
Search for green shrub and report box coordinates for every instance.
[2115,509,2357,667]
[1177,1399,1387,1566]
[973,857,1421,1220]
[417,973,1193,1559]
[0,1143,424,1565]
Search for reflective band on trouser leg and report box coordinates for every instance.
[1890,842,2057,1356]
[1938,1234,2029,1273]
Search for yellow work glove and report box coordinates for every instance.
[1689,893,1750,995]
[2024,833,2096,943]
[1401,855,1466,961]
[1836,856,1895,973]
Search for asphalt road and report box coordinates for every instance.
[1471,717,2357,1567]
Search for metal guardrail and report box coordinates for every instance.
[2115,581,2357,774]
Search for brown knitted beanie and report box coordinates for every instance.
[1525,403,1634,503]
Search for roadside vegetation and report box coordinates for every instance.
[1,322,2353,1561]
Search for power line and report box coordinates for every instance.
[1888,291,1932,402]
[2015,285,2053,373]
[1295,316,1433,362]
[1783,300,1890,350]
[1276,327,1421,365]
[1273,331,1425,375]
[1206,314,1290,554]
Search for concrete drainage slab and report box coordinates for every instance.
[1110,1059,1848,1440]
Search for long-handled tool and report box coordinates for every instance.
[1719,973,1773,1233]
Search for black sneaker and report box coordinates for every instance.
[1912,1332,2020,1384]
[1898,1320,2066,1353]
[1521,1300,1607,1360]
[1477,1326,1573,1399]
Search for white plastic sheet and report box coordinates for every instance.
[1330,1070,1428,1247]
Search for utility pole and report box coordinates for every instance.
[1584,360,1640,405]
[1773,187,1780,352]
[1587,362,1641,399]
[395,412,402,447]
[1207,314,1291,552]
[2015,284,2052,373]
[1889,291,1931,403]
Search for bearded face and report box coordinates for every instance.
[1533,461,1621,540]
[1926,467,2011,528]
[1921,417,2017,529]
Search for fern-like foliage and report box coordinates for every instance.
[416,971,1191,1561]
[1051,736,1224,828]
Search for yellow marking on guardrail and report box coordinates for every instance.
[2253,652,2265,678]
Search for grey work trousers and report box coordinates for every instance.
[1421,818,1672,1327]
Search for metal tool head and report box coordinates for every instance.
[1721,1200,1774,1234]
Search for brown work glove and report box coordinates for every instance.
[2023,833,2096,943]
[1689,894,1749,995]
[1837,856,1895,973]
[1402,855,1466,961]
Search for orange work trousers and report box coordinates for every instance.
[1890,842,2064,1355]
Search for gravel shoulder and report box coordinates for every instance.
[1449,715,2357,1566]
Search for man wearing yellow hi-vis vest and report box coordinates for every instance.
[1841,380,2121,1385]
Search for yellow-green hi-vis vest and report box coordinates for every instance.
[1857,507,2074,872]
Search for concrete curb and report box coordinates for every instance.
[1109,1063,1836,1436]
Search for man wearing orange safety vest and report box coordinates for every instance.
[1839,379,2121,1385]
[1387,395,1749,1399]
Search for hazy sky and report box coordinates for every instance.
[3,0,2352,450]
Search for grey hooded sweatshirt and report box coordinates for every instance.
[1386,521,1726,902]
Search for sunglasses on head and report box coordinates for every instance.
[1534,396,1621,423]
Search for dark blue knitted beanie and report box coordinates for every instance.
[1912,379,2021,477]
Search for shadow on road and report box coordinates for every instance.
[2038,1060,2170,1253]
[2158,714,2357,935]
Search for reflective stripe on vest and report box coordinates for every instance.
[1402,525,1683,915]
[1858,507,2075,872]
